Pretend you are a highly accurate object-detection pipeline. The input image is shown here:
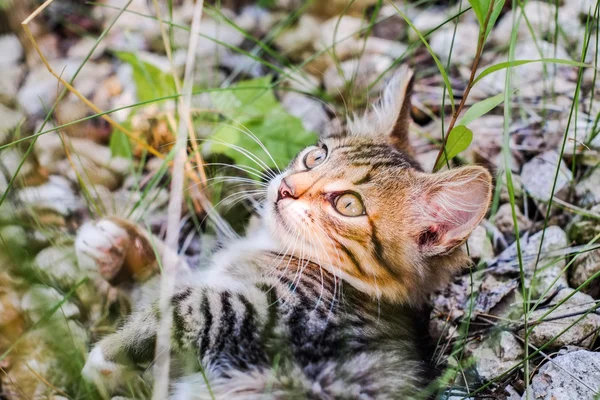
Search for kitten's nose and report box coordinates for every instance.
[277,179,296,201]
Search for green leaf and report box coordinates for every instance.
[458,92,506,126]
[484,0,505,39]
[109,129,132,158]
[208,77,317,174]
[468,0,486,26]
[389,3,455,112]
[468,0,505,39]
[434,125,473,172]
[473,58,593,86]
[115,52,177,103]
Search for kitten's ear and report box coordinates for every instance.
[347,66,415,153]
[381,66,415,154]
[413,166,492,256]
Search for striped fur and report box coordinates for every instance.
[81,68,492,398]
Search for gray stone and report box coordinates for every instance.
[472,331,524,381]
[570,249,600,298]
[34,246,81,290]
[323,55,393,97]
[575,167,600,208]
[0,104,24,143]
[21,285,80,323]
[430,23,479,66]
[521,151,573,206]
[494,203,532,244]
[466,224,494,263]
[282,92,329,133]
[567,205,600,245]
[523,289,600,348]
[524,349,600,400]
[0,34,24,67]
[495,226,569,298]
[17,175,81,216]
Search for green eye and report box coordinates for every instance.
[334,193,365,217]
[304,147,327,169]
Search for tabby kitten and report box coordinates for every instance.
[78,66,492,399]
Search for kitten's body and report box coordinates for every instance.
[80,67,492,399]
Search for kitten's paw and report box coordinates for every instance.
[82,346,130,395]
[76,219,130,282]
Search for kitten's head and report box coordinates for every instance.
[264,66,492,304]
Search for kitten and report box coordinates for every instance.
[78,66,492,399]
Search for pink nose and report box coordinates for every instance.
[277,179,296,201]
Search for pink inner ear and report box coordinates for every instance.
[419,171,491,251]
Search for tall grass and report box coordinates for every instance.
[1,0,599,399]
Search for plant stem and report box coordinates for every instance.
[433,0,496,170]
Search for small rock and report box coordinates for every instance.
[17,60,111,116]
[523,288,600,348]
[430,23,479,66]
[428,318,458,342]
[66,36,107,60]
[472,331,524,381]
[575,167,600,208]
[495,226,569,299]
[373,4,407,40]
[466,224,494,263]
[567,205,600,245]
[275,15,320,56]
[521,151,573,206]
[0,34,24,67]
[0,104,24,144]
[494,203,532,244]
[17,175,81,216]
[34,246,81,290]
[408,9,449,42]
[21,285,80,323]
[474,274,519,318]
[525,349,600,400]
[279,68,320,93]
[570,249,600,298]
[323,55,393,97]
[282,92,329,133]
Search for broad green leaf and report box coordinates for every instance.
[473,58,593,86]
[209,77,317,174]
[389,3,455,112]
[458,92,506,126]
[109,130,132,158]
[434,125,473,172]
[115,52,177,103]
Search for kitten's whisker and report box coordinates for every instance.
[307,223,345,317]
[222,118,282,174]
[202,162,273,181]
[196,138,277,180]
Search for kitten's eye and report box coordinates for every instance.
[334,193,365,217]
[304,147,327,169]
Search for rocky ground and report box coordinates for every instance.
[1,0,600,399]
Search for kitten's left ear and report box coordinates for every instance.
[381,66,415,154]
[412,166,493,256]
[348,66,415,153]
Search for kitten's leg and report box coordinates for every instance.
[83,282,273,395]
[82,304,159,395]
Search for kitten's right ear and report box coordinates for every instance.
[412,166,493,256]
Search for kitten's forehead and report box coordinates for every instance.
[322,135,420,172]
